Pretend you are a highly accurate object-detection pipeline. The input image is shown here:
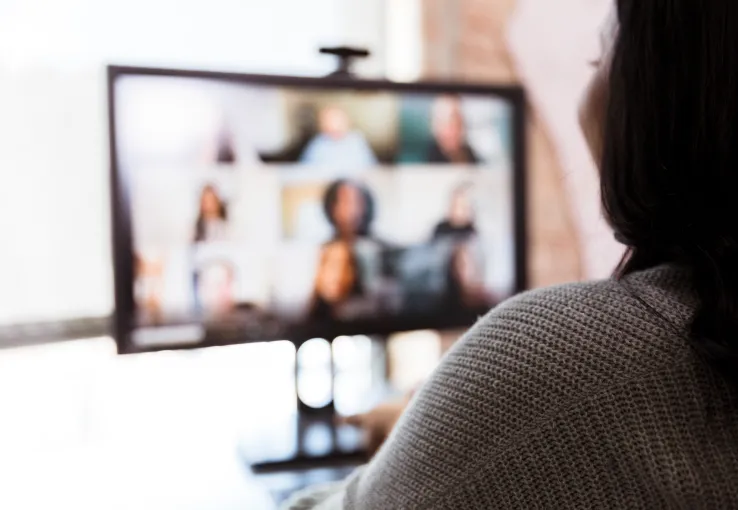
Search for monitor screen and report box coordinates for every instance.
[109,67,526,354]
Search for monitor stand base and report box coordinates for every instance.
[242,409,368,473]
[242,335,389,473]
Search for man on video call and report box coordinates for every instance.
[300,105,378,169]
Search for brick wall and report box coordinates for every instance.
[422,0,582,288]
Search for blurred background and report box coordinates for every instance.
[0,0,621,508]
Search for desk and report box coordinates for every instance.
[0,436,363,510]
[0,440,273,510]
[0,338,382,509]
[0,330,449,508]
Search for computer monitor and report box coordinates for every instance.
[108,66,527,354]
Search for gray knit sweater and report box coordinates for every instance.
[286,266,738,509]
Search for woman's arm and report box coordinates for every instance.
[338,393,412,456]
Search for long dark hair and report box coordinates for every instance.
[603,1,738,373]
[308,242,365,321]
[194,185,228,242]
[322,180,375,238]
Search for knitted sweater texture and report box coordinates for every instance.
[288,266,738,509]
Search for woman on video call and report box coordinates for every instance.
[443,240,495,319]
[432,183,478,241]
[287,1,738,508]
[193,184,228,242]
[307,240,367,323]
[427,95,479,164]
[322,180,376,242]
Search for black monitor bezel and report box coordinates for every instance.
[108,65,528,355]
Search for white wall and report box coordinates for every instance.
[0,0,387,325]
[385,0,423,82]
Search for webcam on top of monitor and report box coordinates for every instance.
[320,46,371,78]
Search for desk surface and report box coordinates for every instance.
[0,338,386,509]
[0,441,273,510]
[0,437,361,510]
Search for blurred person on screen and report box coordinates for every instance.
[300,105,378,169]
[323,180,376,242]
[432,183,478,240]
[196,260,237,318]
[307,241,369,322]
[195,260,276,335]
[134,253,164,324]
[202,117,262,165]
[214,124,237,164]
[444,240,496,316]
[427,95,480,164]
[193,185,229,242]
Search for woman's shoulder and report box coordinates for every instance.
[458,267,696,390]
[488,265,694,329]
[315,270,699,509]
[495,277,622,314]
[474,277,628,335]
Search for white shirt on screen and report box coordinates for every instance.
[299,132,378,170]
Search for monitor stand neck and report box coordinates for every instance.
[246,335,390,473]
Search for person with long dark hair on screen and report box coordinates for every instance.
[193,184,228,242]
[287,2,738,508]
[432,183,477,240]
[322,179,375,242]
[307,240,366,322]
[442,240,495,319]
[427,95,479,164]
